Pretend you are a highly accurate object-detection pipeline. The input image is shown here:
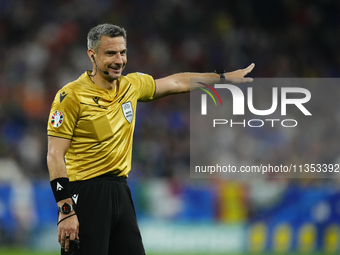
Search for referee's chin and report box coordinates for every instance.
[111,70,123,78]
[107,74,122,82]
[112,73,122,80]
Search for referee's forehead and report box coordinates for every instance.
[98,36,126,52]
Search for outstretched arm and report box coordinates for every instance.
[153,63,255,100]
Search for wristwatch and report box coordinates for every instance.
[214,69,225,79]
[59,202,74,214]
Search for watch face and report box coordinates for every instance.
[61,203,71,213]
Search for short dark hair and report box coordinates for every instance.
[87,24,127,52]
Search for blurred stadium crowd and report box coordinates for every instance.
[1,0,340,251]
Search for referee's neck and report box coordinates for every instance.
[91,72,118,90]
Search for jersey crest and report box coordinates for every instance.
[121,101,133,124]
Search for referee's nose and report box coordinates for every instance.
[114,52,124,66]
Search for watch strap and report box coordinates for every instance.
[214,69,225,79]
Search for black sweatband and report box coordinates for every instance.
[50,177,72,203]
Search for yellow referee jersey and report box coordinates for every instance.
[47,71,155,181]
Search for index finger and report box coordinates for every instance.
[64,237,70,252]
[244,63,255,74]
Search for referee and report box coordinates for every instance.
[47,23,254,255]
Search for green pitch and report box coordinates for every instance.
[0,248,58,255]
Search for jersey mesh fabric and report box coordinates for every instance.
[47,71,155,181]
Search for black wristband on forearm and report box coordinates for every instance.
[50,178,72,203]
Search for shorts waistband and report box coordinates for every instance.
[92,173,127,183]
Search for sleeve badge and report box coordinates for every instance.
[51,110,64,128]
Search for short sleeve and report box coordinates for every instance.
[133,73,156,102]
[47,87,80,140]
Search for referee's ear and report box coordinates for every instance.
[87,49,96,63]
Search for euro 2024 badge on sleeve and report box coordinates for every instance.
[51,110,64,128]
[122,101,133,124]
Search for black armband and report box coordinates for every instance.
[50,178,72,203]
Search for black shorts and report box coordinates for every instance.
[67,174,145,255]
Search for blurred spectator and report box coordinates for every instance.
[0,155,37,245]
